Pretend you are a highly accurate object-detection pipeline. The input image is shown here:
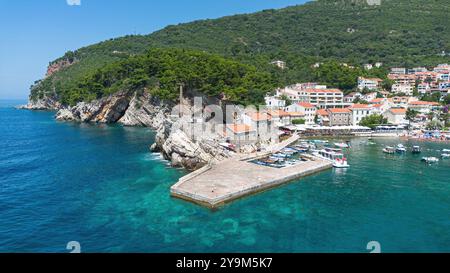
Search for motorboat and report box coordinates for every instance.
[271,153,290,159]
[313,148,350,168]
[421,157,439,164]
[441,154,450,159]
[334,142,349,148]
[395,144,407,153]
[412,146,421,154]
[383,146,395,154]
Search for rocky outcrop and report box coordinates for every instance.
[157,126,233,170]
[118,92,168,128]
[18,96,62,110]
[56,92,131,123]
[53,90,233,170]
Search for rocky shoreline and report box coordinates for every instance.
[21,92,234,170]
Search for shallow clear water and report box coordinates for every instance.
[1,100,449,253]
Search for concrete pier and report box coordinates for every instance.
[170,153,332,209]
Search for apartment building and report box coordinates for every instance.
[348,104,373,126]
[357,77,382,91]
[391,84,414,96]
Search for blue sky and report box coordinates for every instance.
[0,0,308,99]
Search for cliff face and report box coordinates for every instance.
[54,91,233,170]
[46,58,76,77]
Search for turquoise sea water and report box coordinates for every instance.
[1,100,450,253]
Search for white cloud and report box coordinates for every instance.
[67,0,81,6]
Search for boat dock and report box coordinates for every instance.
[170,136,332,208]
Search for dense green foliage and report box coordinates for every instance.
[312,61,388,92]
[31,0,450,103]
[443,94,450,105]
[292,118,306,125]
[421,92,442,103]
[359,114,388,129]
[48,49,276,106]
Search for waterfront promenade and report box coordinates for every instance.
[171,136,333,208]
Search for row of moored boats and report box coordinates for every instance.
[382,145,450,164]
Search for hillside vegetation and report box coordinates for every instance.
[31,0,450,104]
[42,49,276,106]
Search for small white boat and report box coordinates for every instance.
[441,154,450,159]
[334,142,349,148]
[442,149,450,153]
[396,144,407,153]
[412,146,421,154]
[313,148,350,168]
[422,157,439,164]
[383,146,395,154]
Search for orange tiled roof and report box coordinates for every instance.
[248,112,272,121]
[349,104,371,109]
[297,102,316,108]
[370,98,385,103]
[409,101,440,106]
[288,111,305,117]
[389,108,407,115]
[227,124,254,134]
[303,89,343,94]
[267,109,290,117]
[328,108,351,114]
[316,109,329,116]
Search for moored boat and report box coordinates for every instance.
[313,148,350,168]
[383,146,395,154]
[396,144,407,153]
[334,142,349,148]
[441,153,450,159]
[421,157,439,164]
[412,146,421,154]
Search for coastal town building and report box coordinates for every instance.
[433,63,450,73]
[364,64,373,70]
[383,108,407,125]
[348,104,373,126]
[357,77,382,91]
[286,102,316,125]
[265,95,286,109]
[360,92,378,102]
[370,103,388,115]
[316,109,330,126]
[388,73,416,86]
[390,67,407,74]
[298,89,345,109]
[408,67,428,74]
[327,108,352,126]
[288,112,306,124]
[270,83,346,109]
[225,124,257,145]
[270,60,286,70]
[391,83,414,96]
[407,101,441,114]
[388,96,418,108]
[414,71,438,82]
[267,109,292,126]
[343,92,362,103]
[370,98,387,105]
[417,83,431,95]
[438,81,450,91]
[243,112,272,130]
